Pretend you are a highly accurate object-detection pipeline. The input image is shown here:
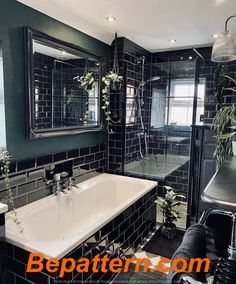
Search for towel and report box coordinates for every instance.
[167,223,207,284]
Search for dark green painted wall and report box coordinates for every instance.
[0,0,110,160]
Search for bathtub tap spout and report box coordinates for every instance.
[54,173,62,195]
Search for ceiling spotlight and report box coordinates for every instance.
[169,39,176,44]
[61,50,66,55]
[106,16,116,22]
[212,34,219,38]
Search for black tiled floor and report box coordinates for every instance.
[113,264,167,283]
[143,230,185,259]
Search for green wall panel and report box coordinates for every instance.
[0,0,110,160]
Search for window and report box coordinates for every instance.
[0,47,6,147]
[151,89,166,129]
[126,85,136,125]
[168,78,205,125]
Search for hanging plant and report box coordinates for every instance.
[100,32,124,133]
[74,71,96,93]
[102,71,123,134]
[214,64,226,107]
[74,71,96,125]
[0,147,23,233]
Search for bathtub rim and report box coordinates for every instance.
[5,173,157,259]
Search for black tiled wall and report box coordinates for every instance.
[33,52,54,129]
[0,143,106,209]
[165,162,189,196]
[148,125,191,157]
[3,187,157,284]
[33,53,100,129]
[108,37,151,173]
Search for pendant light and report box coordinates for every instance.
[211,15,236,62]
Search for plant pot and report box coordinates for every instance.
[161,222,177,240]
[111,81,122,91]
[232,140,236,156]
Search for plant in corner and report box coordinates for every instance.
[212,65,236,164]
[155,186,183,240]
[212,106,236,163]
[0,147,23,233]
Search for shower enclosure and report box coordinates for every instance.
[123,60,205,228]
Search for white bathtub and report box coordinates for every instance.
[5,173,157,259]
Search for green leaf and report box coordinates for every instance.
[215,132,236,139]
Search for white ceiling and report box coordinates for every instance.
[18,0,236,52]
[33,41,80,60]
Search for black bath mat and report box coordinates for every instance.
[143,229,185,259]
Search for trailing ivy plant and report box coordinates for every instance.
[74,71,96,125]
[102,71,123,134]
[74,71,96,93]
[0,147,23,233]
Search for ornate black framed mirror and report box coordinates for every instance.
[25,27,103,139]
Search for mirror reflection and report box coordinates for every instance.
[31,39,101,135]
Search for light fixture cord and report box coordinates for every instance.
[225,15,236,31]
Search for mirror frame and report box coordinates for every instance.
[24,27,103,139]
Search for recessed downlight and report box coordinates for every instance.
[212,34,219,38]
[169,39,176,44]
[61,50,66,55]
[106,16,116,22]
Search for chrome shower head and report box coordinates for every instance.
[138,76,160,88]
[150,76,161,82]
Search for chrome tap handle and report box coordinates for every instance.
[68,177,77,189]
[59,182,67,194]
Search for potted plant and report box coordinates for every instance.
[155,186,183,240]
[102,71,123,134]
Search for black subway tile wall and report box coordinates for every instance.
[108,37,151,174]
[0,143,106,209]
[33,53,100,129]
[3,187,157,284]
[33,52,54,129]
